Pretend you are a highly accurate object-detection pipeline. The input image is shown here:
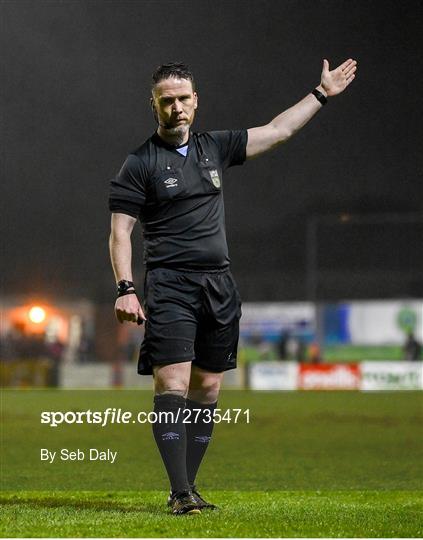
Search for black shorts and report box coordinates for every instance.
[138,267,242,375]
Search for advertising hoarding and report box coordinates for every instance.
[248,361,298,390]
[361,361,423,390]
[298,363,361,390]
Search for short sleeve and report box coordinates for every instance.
[109,154,148,217]
[208,130,248,170]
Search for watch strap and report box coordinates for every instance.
[117,279,134,293]
[117,289,137,298]
[312,88,327,106]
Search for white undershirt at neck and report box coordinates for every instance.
[176,144,188,157]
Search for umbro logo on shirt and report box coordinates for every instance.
[164,177,178,188]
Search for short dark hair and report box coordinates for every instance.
[151,62,196,91]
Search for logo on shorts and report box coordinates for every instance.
[209,169,221,188]
[164,177,178,188]
[162,432,180,440]
[194,435,211,444]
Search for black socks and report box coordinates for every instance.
[152,394,217,493]
[185,399,217,487]
[152,393,190,493]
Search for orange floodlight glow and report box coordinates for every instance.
[28,306,46,324]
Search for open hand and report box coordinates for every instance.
[320,58,357,97]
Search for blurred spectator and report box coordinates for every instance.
[308,342,322,364]
[78,335,95,363]
[46,339,64,386]
[286,334,305,361]
[241,332,276,362]
[403,332,422,361]
[277,330,288,360]
[296,338,306,362]
[46,339,64,362]
[277,330,306,361]
[252,332,275,360]
[0,331,18,360]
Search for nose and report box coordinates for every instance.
[172,99,183,114]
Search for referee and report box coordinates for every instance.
[109,59,357,514]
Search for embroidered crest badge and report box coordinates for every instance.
[209,169,221,188]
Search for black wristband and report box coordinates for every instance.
[117,289,137,298]
[312,88,327,106]
[117,279,134,295]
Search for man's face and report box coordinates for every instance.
[151,77,198,142]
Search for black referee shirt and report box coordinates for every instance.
[109,130,247,270]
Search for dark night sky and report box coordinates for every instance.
[2,0,423,302]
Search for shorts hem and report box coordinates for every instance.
[193,359,237,373]
[154,356,194,367]
[138,355,194,375]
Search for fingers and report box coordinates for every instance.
[136,306,147,325]
[333,59,357,89]
[138,306,147,322]
[328,58,358,75]
[345,73,356,86]
[116,309,141,324]
[343,60,357,76]
[343,61,357,86]
[115,308,132,324]
[339,60,357,83]
[346,63,357,75]
[339,58,355,71]
[114,296,146,325]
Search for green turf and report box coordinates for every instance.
[322,344,410,361]
[1,389,422,536]
[2,390,422,490]
[1,490,422,537]
[239,344,419,362]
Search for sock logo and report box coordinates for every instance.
[162,432,180,441]
[194,435,211,444]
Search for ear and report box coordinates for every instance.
[150,97,155,110]
[193,92,198,110]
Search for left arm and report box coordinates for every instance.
[246,58,357,159]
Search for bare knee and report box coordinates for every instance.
[188,367,223,404]
[153,362,191,397]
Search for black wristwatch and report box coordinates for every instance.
[312,88,327,106]
[116,279,135,296]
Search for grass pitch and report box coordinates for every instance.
[1,389,422,537]
[1,490,422,537]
